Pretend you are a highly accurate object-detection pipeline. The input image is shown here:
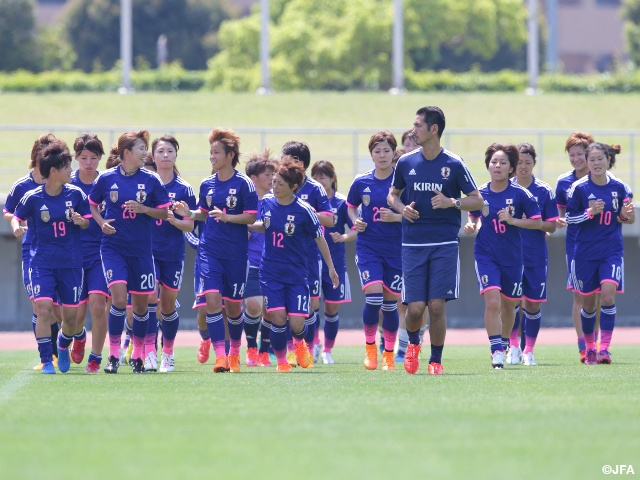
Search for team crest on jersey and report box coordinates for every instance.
[481,200,490,217]
[99,200,106,214]
[263,216,270,229]
[40,206,50,222]
[226,189,237,209]
[64,200,73,221]
[332,208,338,226]
[441,167,450,179]
[362,195,370,206]
[505,199,515,217]
[612,191,619,211]
[106,269,113,281]
[301,194,308,201]
[33,284,40,296]
[110,190,118,203]
[263,296,268,308]
[206,188,213,208]
[136,184,147,203]
[362,270,370,282]
[284,215,295,235]
[481,275,488,286]
[26,283,32,295]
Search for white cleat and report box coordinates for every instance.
[506,346,522,365]
[313,343,322,363]
[119,347,127,366]
[491,350,505,369]
[144,351,158,372]
[522,352,537,366]
[321,351,334,364]
[159,352,175,373]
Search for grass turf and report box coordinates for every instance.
[0,344,638,480]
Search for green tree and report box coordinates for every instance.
[0,0,39,72]
[623,0,640,65]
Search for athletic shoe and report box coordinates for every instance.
[313,342,322,363]
[295,341,313,369]
[597,349,612,364]
[404,344,420,374]
[286,350,298,367]
[41,361,56,374]
[57,347,71,373]
[85,360,100,373]
[428,362,444,375]
[159,353,175,373]
[198,339,211,364]
[522,352,537,366]
[381,351,396,371]
[144,351,158,372]
[321,351,334,364]
[228,353,241,373]
[364,343,378,370]
[276,363,291,373]
[245,347,259,366]
[579,350,586,363]
[119,347,127,366]
[125,341,134,366]
[395,351,405,363]
[104,355,119,373]
[70,337,86,364]
[257,352,272,367]
[34,355,58,370]
[491,350,505,369]
[584,349,598,365]
[132,357,145,373]
[213,355,230,373]
[506,346,522,365]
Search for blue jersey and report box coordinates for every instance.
[566,174,629,261]
[556,170,581,249]
[88,167,171,256]
[14,184,91,269]
[248,197,265,267]
[323,192,353,260]
[197,170,258,261]
[152,174,196,262]
[470,182,541,267]
[347,169,401,255]
[71,170,104,265]
[259,195,323,285]
[392,147,478,246]
[4,172,42,250]
[296,176,333,253]
[511,176,559,266]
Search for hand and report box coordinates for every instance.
[555,217,567,229]
[463,222,475,235]
[402,201,419,222]
[497,208,514,225]
[70,210,85,226]
[329,231,344,243]
[622,202,635,221]
[329,268,340,289]
[101,218,116,235]
[431,190,453,209]
[13,224,27,239]
[378,207,397,222]
[354,217,367,232]
[587,199,605,217]
[173,200,190,217]
[209,206,227,222]
[124,200,146,215]
[166,208,176,224]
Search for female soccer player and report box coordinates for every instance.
[255,160,339,372]
[144,135,197,373]
[506,143,558,366]
[555,132,594,362]
[347,130,402,371]
[566,142,634,364]
[464,143,541,369]
[70,133,110,373]
[174,128,257,373]
[12,140,92,374]
[89,130,170,374]
[311,160,355,364]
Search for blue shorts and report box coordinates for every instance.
[356,244,402,295]
[307,252,322,298]
[198,251,248,303]
[522,265,548,303]
[260,276,310,317]
[402,244,459,303]
[30,266,84,307]
[243,266,262,299]
[101,246,156,295]
[154,258,185,292]
[565,239,576,290]
[21,247,32,297]
[80,258,110,302]
[322,263,351,303]
[475,257,523,300]
[192,255,206,309]
[571,254,624,295]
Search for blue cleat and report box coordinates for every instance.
[41,361,56,374]
[395,351,405,363]
[57,347,71,373]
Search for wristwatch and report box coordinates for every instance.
[454,199,461,209]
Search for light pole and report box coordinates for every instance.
[526,0,539,94]
[257,0,272,94]
[119,0,133,94]
[390,0,405,94]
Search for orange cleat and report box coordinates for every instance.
[213,355,230,373]
[257,352,272,367]
[276,362,291,373]
[295,341,313,369]
[228,353,241,373]
[198,339,211,364]
[381,351,396,371]
[246,347,259,366]
[364,343,378,370]
[404,344,421,374]
[579,350,586,363]
[428,362,444,375]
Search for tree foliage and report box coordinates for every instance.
[63,0,230,72]
[623,0,640,66]
[0,0,39,72]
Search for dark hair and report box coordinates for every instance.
[276,160,305,192]
[401,129,416,146]
[517,142,537,164]
[39,140,72,179]
[311,160,337,191]
[585,142,610,161]
[117,130,149,160]
[282,141,311,170]
[105,145,122,169]
[565,131,594,153]
[29,133,57,169]
[208,128,240,168]
[151,134,180,175]
[416,106,446,139]
[606,144,622,169]
[484,143,519,172]
[142,152,157,172]
[245,148,278,177]
[74,133,105,158]
[393,148,406,165]
[368,130,397,153]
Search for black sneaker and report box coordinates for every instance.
[132,357,145,374]
[104,355,119,374]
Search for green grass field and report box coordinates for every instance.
[1,345,638,480]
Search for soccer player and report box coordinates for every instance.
[389,106,484,375]
[311,160,355,364]
[255,160,339,372]
[347,130,402,371]
[504,143,559,366]
[174,128,257,373]
[464,143,542,369]
[11,140,92,374]
[144,135,197,373]
[401,129,419,152]
[566,142,634,364]
[70,133,110,373]
[88,130,170,374]
[555,131,594,362]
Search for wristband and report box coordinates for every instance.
[619,213,629,222]
[189,210,196,219]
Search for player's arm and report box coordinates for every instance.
[540,218,557,233]
[330,228,357,243]
[347,205,367,232]
[378,207,402,222]
[315,236,339,289]
[124,201,169,220]
[174,201,207,222]
[249,221,265,233]
[618,201,635,224]
[388,186,419,223]
[208,207,256,225]
[167,208,195,232]
[463,213,480,234]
